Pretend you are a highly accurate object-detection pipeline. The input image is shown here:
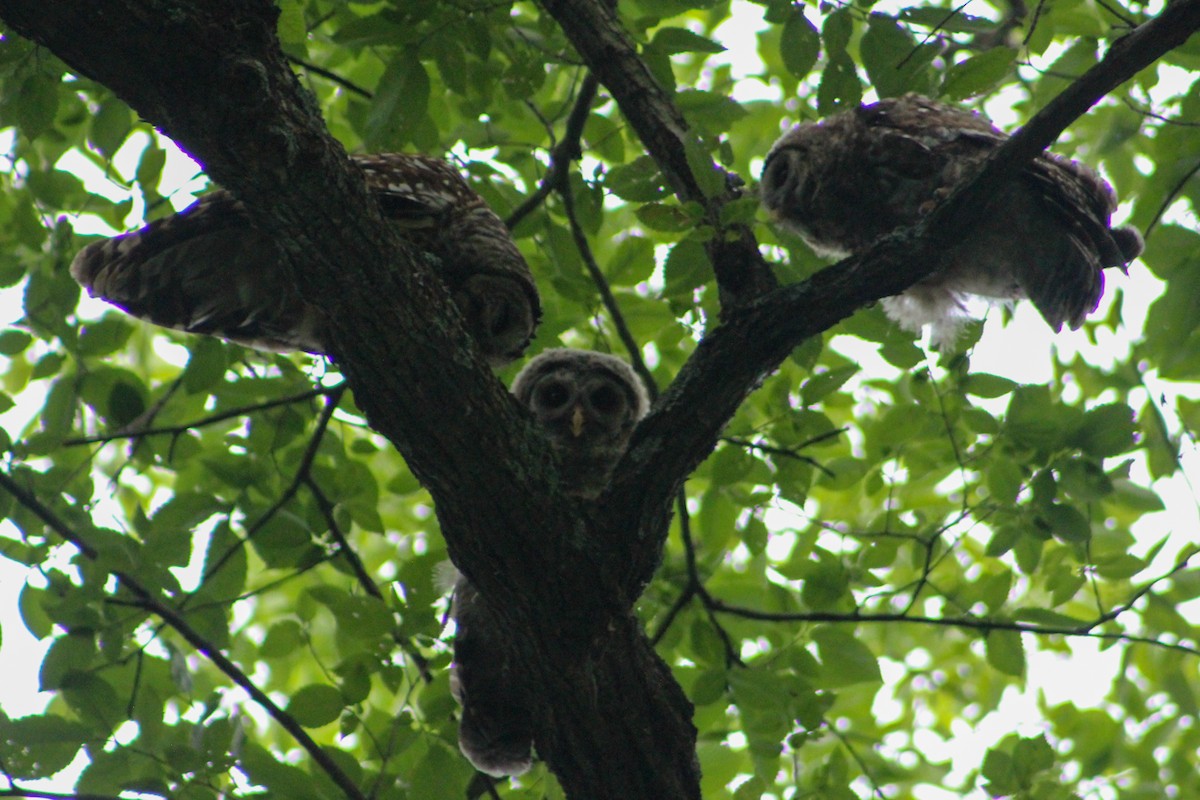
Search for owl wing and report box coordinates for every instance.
[450,576,534,778]
[1012,153,1143,329]
[357,154,542,367]
[71,154,540,365]
[71,191,323,352]
[865,96,1141,331]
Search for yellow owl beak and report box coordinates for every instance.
[571,405,585,437]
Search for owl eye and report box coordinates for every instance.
[588,384,623,415]
[535,381,571,411]
[763,153,792,190]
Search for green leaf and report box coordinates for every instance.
[1043,502,1090,543]
[812,626,882,687]
[662,238,711,300]
[182,337,228,394]
[0,714,89,779]
[365,54,430,147]
[965,373,1017,398]
[981,747,1017,793]
[1005,385,1080,452]
[88,97,133,158]
[861,14,935,98]
[286,684,345,728]
[262,620,305,658]
[899,8,998,33]
[822,8,854,53]
[605,156,668,202]
[636,202,695,232]
[276,0,307,44]
[648,28,726,55]
[985,628,1026,677]
[818,54,861,117]
[12,73,59,139]
[238,741,324,798]
[683,135,726,198]
[941,48,1017,101]
[307,586,395,641]
[410,741,473,798]
[1069,403,1136,457]
[77,316,134,357]
[1014,734,1055,780]
[780,11,820,78]
[1014,608,1089,627]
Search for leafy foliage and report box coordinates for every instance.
[1,1,1198,798]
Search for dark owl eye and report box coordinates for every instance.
[535,380,571,411]
[487,301,513,336]
[764,154,790,189]
[588,384,623,415]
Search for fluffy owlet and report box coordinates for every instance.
[71,153,541,367]
[450,349,650,777]
[760,93,1143,347]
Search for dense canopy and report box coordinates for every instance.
[0,1,1198,799]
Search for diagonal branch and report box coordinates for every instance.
[0,468,367,800]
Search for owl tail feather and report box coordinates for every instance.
[450,577,535,778]
[456,699,535,778]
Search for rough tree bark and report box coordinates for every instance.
[0,0,1196,797]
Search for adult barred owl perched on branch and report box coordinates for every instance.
[760,93,1143,348]
[450,349,651,777]
[71,153,541,367]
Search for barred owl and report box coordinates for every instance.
[760,93,1143,347]
[71,154,541,367]
[450,349,650,777]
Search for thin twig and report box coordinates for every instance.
[200,385,345,585]
[287,54,373,99]
[720,436,836,478]
[304,475,435,684]
[0,468,367,800]
[1143,160,1200,241]
[707,600,1200,657]
[653,490,744,666]
[558,169,659,400]
[64,385,336,445]
[304,475,380,596]
[506,73,599,230]
[830,728,887,800]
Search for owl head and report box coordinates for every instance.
[760,129,812,216]
[758,125,854,260]
[511,349,650,497]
